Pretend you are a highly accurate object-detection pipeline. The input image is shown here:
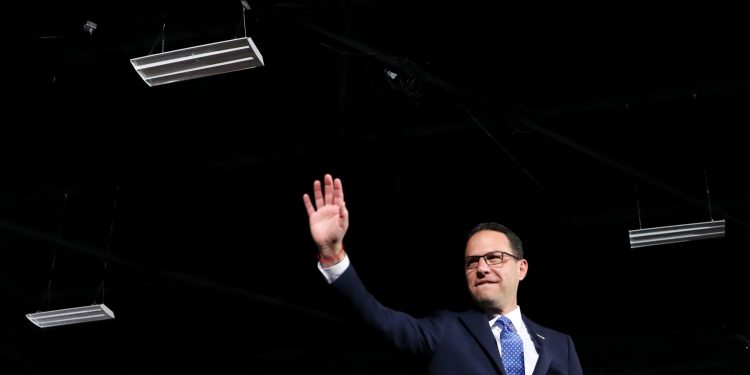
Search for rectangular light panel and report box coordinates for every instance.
[629,219,725,249]
[27,304,115,328]
[130,37,264,87]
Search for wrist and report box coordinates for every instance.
[318,247,346,267]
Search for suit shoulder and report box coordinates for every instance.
[523,316,574,340]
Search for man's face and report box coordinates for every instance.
[465,230,528,314]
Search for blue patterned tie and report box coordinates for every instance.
[497,316,525,375]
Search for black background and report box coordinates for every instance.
[3,1,749,374]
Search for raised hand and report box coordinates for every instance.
[303,174,349,263]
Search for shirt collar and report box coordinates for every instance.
[488,305,524,330]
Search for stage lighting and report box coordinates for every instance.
[629,219,725,249]
[130,37,264,87]
[82,20,97,35]
[27,304,115,328]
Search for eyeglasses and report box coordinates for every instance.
[464,251,520,269]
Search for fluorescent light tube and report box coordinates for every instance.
[130,37,264,87]
[629,219,725,249]
[26,304,115,328]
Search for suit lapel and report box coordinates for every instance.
[459,310,505,374]
[524,316,551,375]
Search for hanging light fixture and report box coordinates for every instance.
[628,219,725,249]
[26,189,120,328]
[26,304,115,328]
[130,36,264,87]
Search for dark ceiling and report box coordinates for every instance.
[3,1,750,374]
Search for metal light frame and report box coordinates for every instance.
[27,304,115,328]
[130,37,264,87]
[629,219,725,249]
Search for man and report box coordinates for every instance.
[303,174,583,375]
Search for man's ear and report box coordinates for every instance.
[518,259,528,281]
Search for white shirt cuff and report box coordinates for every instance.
[317,254,350,284]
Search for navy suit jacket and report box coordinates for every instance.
[332,264,583,375]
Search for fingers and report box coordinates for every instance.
[313,179,324,210]
[307,174,344,214]
[333,177,344,203]
[303,193,315,217]
[339,198,349,224]
[324,174,334,205]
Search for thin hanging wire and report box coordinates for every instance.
[38,193,69,312]
[625,102,644,229]
[242,1,248,38]
[458,103,578,223]
[703,163,714,221]
[634,184,643,229]
[162,24,166,53]
[93,185,120,305]
[693,92,715,221]
[148,22,167,55]
[235,1,250,38]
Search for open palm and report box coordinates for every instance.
[303,174,349,254]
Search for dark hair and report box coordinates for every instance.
[467,222,524,259]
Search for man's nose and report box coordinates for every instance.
[475,257,491,273]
